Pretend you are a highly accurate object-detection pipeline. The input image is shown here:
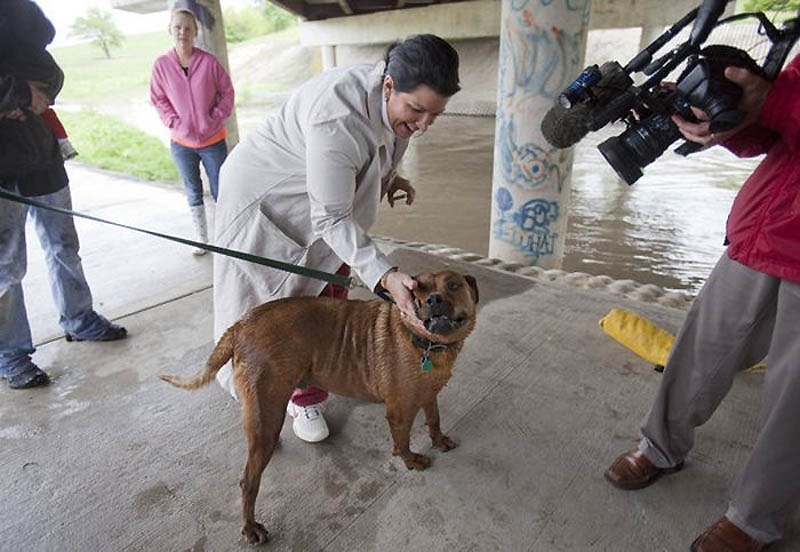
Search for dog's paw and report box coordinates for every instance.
[242,521,269,545]
[400,452,431,470]
[432,434,458,452]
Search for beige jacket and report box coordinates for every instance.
[213,61,408,341]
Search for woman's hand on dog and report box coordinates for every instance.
[382,270,426,332]
[386,175,416,208]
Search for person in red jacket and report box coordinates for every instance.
[604,53,799,552]
[150,3,234,255]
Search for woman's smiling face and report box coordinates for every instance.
[383,76,450,139]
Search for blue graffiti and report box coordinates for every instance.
[538,0,589,10]
[499,0,587,101]
[498,11,562,99]
[496,112,562,191]
[511,0,530,11]
[493,197,560,261]
[495,186,514,212]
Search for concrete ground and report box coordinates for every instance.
[2,163,798,552]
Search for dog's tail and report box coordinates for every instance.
[159,328,235,390]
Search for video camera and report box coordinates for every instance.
[541,0,800,185]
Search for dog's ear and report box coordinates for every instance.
[464,274,479,304]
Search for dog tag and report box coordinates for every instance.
[421,356,433,372]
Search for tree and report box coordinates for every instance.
[70,8,125,59]
[740,0,800,12]
[224,2,296,43]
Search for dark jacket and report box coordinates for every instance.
[0,0,67,194]
[723,54,800,283]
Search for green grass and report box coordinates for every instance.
[58,110,180,183]
[52,32,173,103]
[50,33,181,182]
[47,27,310,181]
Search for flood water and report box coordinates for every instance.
[371,114,761,296]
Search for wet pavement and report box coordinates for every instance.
[2,162,798,551]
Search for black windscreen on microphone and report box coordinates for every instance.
[540,102,591,149]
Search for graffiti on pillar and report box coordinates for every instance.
[495,0,585,194]
[491,0,588,262]
[493,188,560,261]
[497,111,562,191]
[499,0,584,101]
[536,0,590,14]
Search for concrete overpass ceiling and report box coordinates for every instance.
[112,0,722,32]
[273,0,473,21]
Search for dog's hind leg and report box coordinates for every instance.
[237,385,292,545]
[385,402,430,470]
[423,399,457,452]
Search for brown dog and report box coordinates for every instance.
[159,269,479,544]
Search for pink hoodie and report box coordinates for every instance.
[150,47,234,147]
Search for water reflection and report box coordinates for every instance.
[372,115,760,295]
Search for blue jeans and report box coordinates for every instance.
[0,185,112,377]
[170,138,228,207]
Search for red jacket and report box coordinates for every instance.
[723,54,800,283]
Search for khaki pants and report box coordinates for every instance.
[639,252,800,543]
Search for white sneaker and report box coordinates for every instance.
[286,402,329,442]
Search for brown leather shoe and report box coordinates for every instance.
[691,517,768,552]
[604,448,683,490]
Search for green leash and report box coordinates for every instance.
[0,188,354,289]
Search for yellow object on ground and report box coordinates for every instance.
[598,308,767,371]
[598,308,675,367]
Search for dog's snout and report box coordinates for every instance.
[426,293,443,307]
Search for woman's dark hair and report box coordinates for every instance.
[384,34,460,97]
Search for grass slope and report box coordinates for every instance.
[48,28,313,183]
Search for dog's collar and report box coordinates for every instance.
[411,333,447,351]
[410,333,449,373]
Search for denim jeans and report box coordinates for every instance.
[170,138,228,207]
[0,184,112,377]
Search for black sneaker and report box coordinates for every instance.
[65,324,128,342]
[5,365,51,389]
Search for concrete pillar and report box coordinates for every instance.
[321,45,337,70]
[488,0,590,269]
[194,0,239,147]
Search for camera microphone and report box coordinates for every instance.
[540,102,591,149]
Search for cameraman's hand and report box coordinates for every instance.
[671,65,771,147]
[724,65,770,129]
[671,108,716,147]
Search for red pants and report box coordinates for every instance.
[290,264,350,407]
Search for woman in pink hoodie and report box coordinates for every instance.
[150,6,234,255]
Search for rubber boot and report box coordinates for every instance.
[190,205,208,256]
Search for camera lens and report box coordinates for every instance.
[597,136,643,185]
[597,113,682,185]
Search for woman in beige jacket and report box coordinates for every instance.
[213,34,461,442]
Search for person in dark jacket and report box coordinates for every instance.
[0,0,127,390]
[604,54,800,552]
